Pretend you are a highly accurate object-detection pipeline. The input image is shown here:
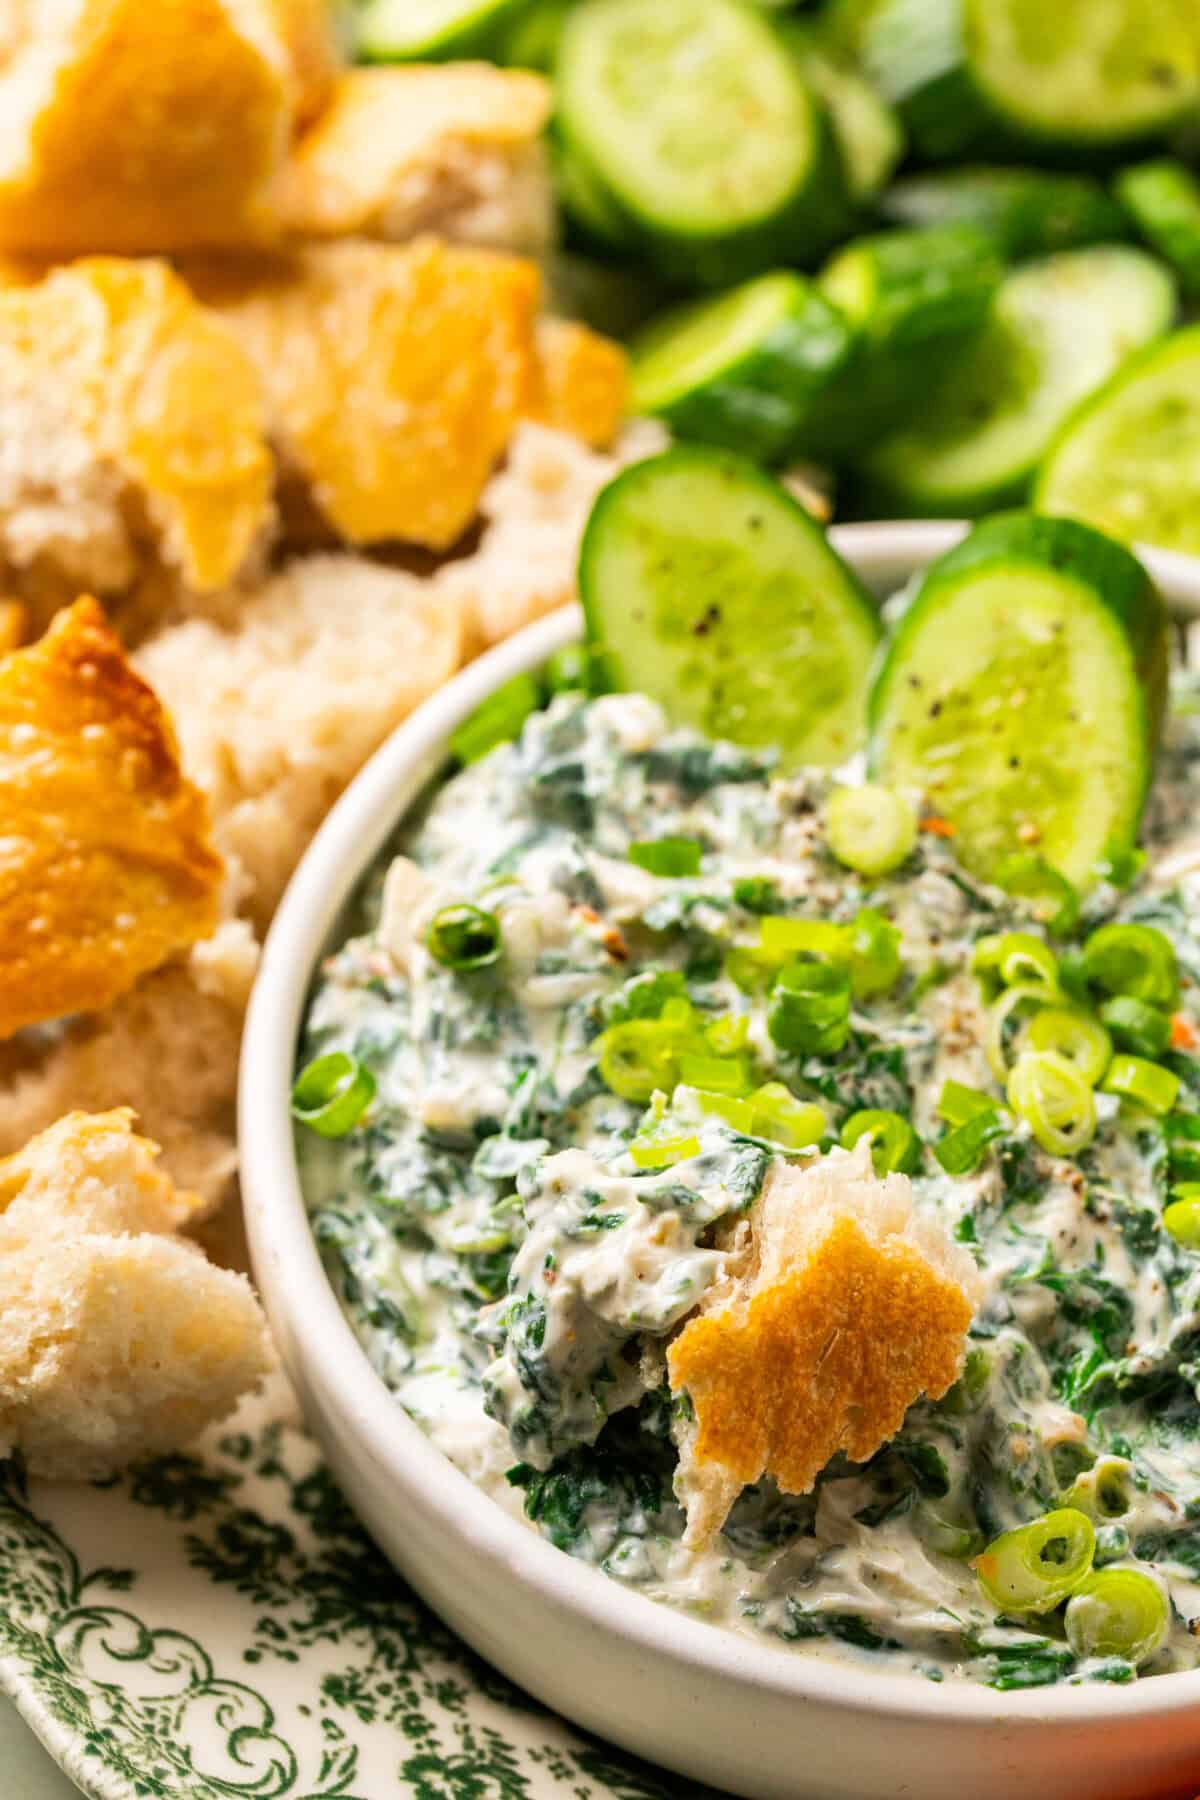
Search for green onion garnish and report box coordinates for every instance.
[1023,1006,1112,1086]
[676,1051,753,1096]
[291,1052,376,1138]
[1064,1568,1169,1668]
[825,782,917,878]
[1163,1191,1200,1247]
[994,852,1079,935]
[758,915,848,963]
[1082,922,1178,1010]
[732,876,780,914]
[934,1107,1005,1176]
[938,1080,999,1128]
[1006,1049,1096,1156]
[595,1016,688,1102]
[449,672,541,766]
[767,958,851,1057]
[972,930,1059,996]
[974,1508,1095,1616]
[848,906,902,999]
[426,903,503,971]
[1100,1052,1180,1117]
[1097,995,1171,1060]
[628,836,703,878]
[839,1108,920,1175]
[746,1082,825,1150]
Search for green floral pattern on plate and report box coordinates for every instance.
[0,1379,709,1800]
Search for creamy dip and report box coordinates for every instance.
[298,672,1200,1689]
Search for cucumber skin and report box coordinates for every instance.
[1034,322,1200,549]
[792,224,1001,463]
[1116,161,1200,297]
[879,168,1130,261]
[869,512,1169,792]
[631,280,856,465]
[357,0,522,60]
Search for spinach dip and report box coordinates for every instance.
[296,670,1200,1691]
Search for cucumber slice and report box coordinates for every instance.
[557,0,850,287]
[843,0,1200,159]
[1036,325,1200,558]
[357,0,522,60]
[869,513,1169,889]
[784,30,905,203]
[790,223,1000,461]
[551,134,637,254]
[497,0,570,71]
[580,447,880,767]
[629,273,854,465]
[862,246,1177,516]
[880,167,1129,261]
[964,0,1200,150]
[1116,161,1200,298]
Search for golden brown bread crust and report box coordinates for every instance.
[187,238,542,550]
[667,1147,981,1547]
[276,63,552,246]
[0,1,291,254]
[531,318,629,451]
[266,0,344,125]
[0,597,223,1039]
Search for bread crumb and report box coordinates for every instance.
[667,1142,982,1547]
[0,1110,272,1480]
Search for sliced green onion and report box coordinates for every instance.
[1097,995,1171,1060]
[1163,1194,1200,1248]
[767,958,852,1057]
[840,1108,920,1174]
[628,835,703,878]
[706,1012,749,1055]
[1007,1050,1096,1156]
[994,853,1079,935]
[677,1051,754,1096]
[934,1107,1005,1175]
[596,1017,692,1102]
[974,1507,1096,1615]
[1082,923,1178,1010]
[291,1052,376,1138]
[758,916,849,965]
[672,1084,754,1131]
[826,783,918,878]
[1093,846,1147,890]
[1066,1457,1135,1522]
[915,1502,984,1561]
[1064,1568,1169,1668]
[426,903,503,970]
[1101,1053,1181,1117]
[1023,1008,1111,1086]
[973,931,1059,995]
[938,1080,1000,1127]
[747,1081,825,1149]
[985,982,1056,1081]
[450,672,541,765]
[630,1124,702,1170]
[1168,1111,1200,1184]
[849,906,902,1000]
[724,946,778,992]
[1056,946,1092,1008]
[542,643,595,696]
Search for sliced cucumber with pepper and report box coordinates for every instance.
[580,447,880,768]
[861,246,1177,516]
[880,167,1128,261]
[789,222,1000,461]
[1116,161,1200,298]
[870,513,1169,889]
[556,0,850,287]
[1036,324,1200,558]
[630,272,855,464]
[357,0,523,60]
[844,0,1200,158]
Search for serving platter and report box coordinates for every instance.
[0,1370,710,1800]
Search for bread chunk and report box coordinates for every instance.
[0,935,253,1218]
[278,63,553,252]
[267,0,344,125]
[531,318,628,451]
[135,553,464,926]
[0,0,292,254]
[0,1111,271,1479]
[187,238,540,550]
[667,1143,983,1548]
[0,258,274,619]
[0,598,223,1040]
[437,419,666,651]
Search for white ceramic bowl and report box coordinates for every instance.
[241,522,1200,1800]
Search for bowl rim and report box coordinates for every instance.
[240,518,1200,1727]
